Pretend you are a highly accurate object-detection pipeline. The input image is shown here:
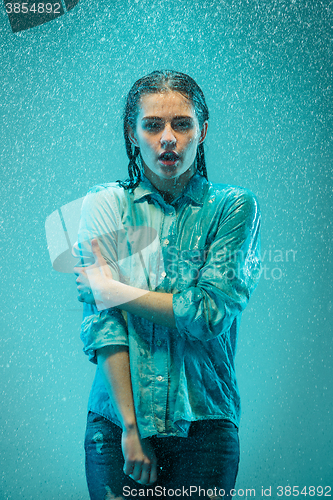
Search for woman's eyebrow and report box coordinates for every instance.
[141,116,164,121]
[141,116,194,121]
[172,116,194,121]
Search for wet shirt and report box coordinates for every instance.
[74,172,261,438]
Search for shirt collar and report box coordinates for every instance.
[132,171,209,206]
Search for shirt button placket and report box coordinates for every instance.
[153,324,168,434]
[162,207,175,291]
[153,207,174,433]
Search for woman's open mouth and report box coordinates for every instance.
[158,151,180,167]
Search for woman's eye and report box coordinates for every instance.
[174,121,192,130]
[144,122,162,131]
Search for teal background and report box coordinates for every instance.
[1,0,332,498]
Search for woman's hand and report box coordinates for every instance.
[122,426,158,485]
[74,239,113,306]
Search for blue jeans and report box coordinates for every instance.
[85,412,240,500]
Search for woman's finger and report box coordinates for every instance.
[91,239,107,266]
[130,461,143,482]
[137,461,152,485]
[123,459,135,476]
[149,459,158,484]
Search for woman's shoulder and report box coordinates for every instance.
[80,182,128,218]
[86,181,124,196]
[208,182,259,207]
[84,181,128,204]
[206,182,260,224]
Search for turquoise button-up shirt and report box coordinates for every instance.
[74,172,261,438]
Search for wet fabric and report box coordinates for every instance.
[73,172,261,438]
[85,411,240,500]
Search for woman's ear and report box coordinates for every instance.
[198,121,208,145]
[128,126,139,147]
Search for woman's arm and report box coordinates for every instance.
[96,345,157,485]
[75,238,176,328]
[120,289,175,328]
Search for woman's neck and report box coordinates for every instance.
[143,164,196,202]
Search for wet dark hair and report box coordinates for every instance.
[117,70,209,190]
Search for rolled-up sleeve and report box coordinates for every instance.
[73,185,129,362]
[80,305,128,364]
[173,189,261,341]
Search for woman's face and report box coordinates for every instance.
[128,91,208,184]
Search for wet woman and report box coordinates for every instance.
[74,70,261,500]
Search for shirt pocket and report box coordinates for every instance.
[177,249,206,290]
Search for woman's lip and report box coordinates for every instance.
[158,153,180,167]
[158,151,180,160]
[158,159,179,167]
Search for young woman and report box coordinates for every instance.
[74,70,261,500]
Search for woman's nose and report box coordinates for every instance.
[160,124,176,146]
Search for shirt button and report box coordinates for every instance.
[156,340,162,346]
[161,271,167,278]
[164,239,169,245]
[169,211,173,216]
[157,375,163,381]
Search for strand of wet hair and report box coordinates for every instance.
[196,143,208,180]
[117,136,141,190]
